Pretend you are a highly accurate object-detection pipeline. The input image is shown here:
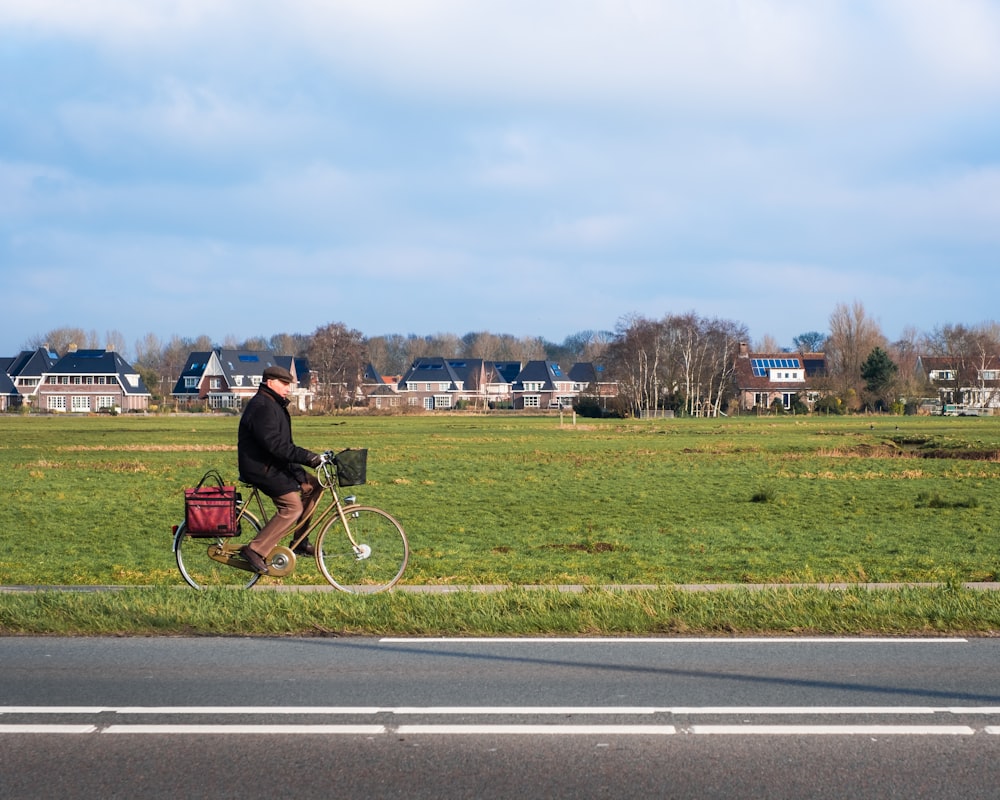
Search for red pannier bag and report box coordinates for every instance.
[184,469,239,537]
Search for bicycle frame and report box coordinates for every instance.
[208,460,359,576]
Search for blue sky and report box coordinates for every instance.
[3,1,1000,357]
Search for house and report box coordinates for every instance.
[0,365,20,411]
[733,343,826,412]
[511,360,577,409]
[568,362,617,405]
[363,364,403,410]
[36,348,151,413]
[914,355,1000,413]
[386,356,615,411]
[4,347,58,407]
[172,348,314,411]
[396,357,497,410]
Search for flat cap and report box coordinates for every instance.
[262,365,294,383]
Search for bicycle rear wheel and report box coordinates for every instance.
[316,506,408,593]
[173,516,263,589]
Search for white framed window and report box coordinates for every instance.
[47,395,67,411]
[423,397,434,410]
[72,396,91,412]
[434,395,452,409]
[185,377,198,388]
[97,396,116,409]
[523,395,540,408]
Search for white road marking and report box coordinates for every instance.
[1,706,995,736]
[691,725,976,735]
[102,724,384,735]
[381,637,968,644]
[395,724,677,735]
[0,705,989,716]
[0,724,97,734]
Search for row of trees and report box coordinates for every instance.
[19,302,1000,415]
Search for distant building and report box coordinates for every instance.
[35,348,150,413]
[171,348,314,411]
[733,343,826,412]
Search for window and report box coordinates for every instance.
[523,395,540,408]
[47,396,66,411]
[434,395,452,409]
[72,396,92,412]
[97,396,116,409]
[210,378,221,389]
[423,397,434,410]
[184,377,198,389]
[70,376,82,385]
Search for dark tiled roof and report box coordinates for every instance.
[49,350,150,395]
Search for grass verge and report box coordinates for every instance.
[2,586,999,637]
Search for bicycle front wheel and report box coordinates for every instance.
[173,516,263,589]
[316,506,409,593]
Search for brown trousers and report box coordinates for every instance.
[247,472,322,557]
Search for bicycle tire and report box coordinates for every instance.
[316,506,409,593]
[173,515,263,590]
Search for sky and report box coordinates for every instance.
[3,1,1000,359]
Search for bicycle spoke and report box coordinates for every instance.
[173,518,262,589]
[316,506,408,593]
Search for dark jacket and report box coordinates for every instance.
[237,384,320,497]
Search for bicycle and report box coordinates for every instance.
[172,449,408,593]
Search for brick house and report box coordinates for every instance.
[733,343,826,412]
[172,348,314,411]
[3,347,58,408]
[35,348,151,413]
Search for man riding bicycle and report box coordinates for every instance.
[237,364,324,575]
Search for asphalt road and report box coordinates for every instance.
[3,636,1000,799]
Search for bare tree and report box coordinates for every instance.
[605,314,664,415]
[365,334,410,376]
[269,332,311,359]
[23,327,88,355]
[793,331,826,352]
[461,331,503,360]
[825,301,886,405]
[753,334,781,353]
[308,322,368,411]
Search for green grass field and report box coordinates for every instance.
[2,412,1000,635]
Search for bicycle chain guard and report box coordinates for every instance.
[265,545,296,577]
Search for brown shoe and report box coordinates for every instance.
[293,540,315,556]
[240,545,269,574]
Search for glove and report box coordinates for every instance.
[306,452,323,468]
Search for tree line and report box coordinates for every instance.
[18,301,1000,415]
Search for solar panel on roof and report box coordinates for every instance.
[238,354,259,362]
[751,357,801,376]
